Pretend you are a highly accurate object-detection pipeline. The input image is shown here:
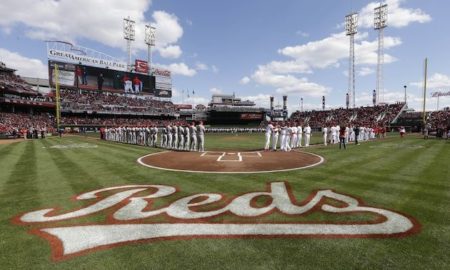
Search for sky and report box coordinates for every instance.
[0,0,449,113]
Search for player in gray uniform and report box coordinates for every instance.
[172,124,179,150]
[197,121,206,152]
[161,126,167,148]
[167,124,172,149]
[179,124,185,151]
[190,122,197,151]
[152,125,158,147]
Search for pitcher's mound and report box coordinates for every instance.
[137,150,324,173]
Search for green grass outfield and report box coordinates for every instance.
[0,133,448,269]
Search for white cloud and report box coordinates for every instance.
[278,32,401,70]
[185,96,209,106]
[211,65,219,73]
[411,73,450,89]
[209,87,223,95]
[0,48,48,78]
[195,62,208,71]
[251,67,329,97]
[157,62,196,77]
[0,1,186,59]
[358,67,375,76]
[240,76,250,85]
[240,94,272,108]
[296,30,309,38]
[158,45,182,59]
[359,0,431,29]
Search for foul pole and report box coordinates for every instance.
[55,64,61,130]
[422,58,428,126]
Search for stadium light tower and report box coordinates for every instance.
[145,25,156,75]
[123,17,136,72]
[345,12,358,108]
[374,3,388,104]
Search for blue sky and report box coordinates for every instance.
[0,0,449,112]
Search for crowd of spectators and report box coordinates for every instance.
[427,109,449,130]
[0,112,55,136]
[0,71,37,96]
[60,116,187,128]
[290,103,405,128]
[60,90,176,114]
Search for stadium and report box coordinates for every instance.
[0,1,449,269]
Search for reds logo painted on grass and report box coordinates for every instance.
[14,182,420,261]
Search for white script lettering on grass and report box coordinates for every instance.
[17,182,420,260]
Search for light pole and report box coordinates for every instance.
[345,12,358,108]
[404,85,407,104]
[374,3,388,104]
[145,25,156,75]
[123,17,135,72]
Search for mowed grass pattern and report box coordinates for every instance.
[0,134,448,269]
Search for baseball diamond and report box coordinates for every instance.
[138,150,324,173]
[1,1,450,269]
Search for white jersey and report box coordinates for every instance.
[304,126,311,134]
[266,124,274,134]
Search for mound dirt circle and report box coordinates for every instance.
[138,150,324,173]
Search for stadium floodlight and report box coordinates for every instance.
[345,12,358,109]
[404,85,407,104]
[374,3,388,104]
[123,17,136,71]
[145,25,156,75]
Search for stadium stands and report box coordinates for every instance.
[290,103,405,128]
[60,90,176,114]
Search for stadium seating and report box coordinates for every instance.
[290,103,405,127]
[60,90,176,114]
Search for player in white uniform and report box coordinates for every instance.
[271,123,280,151]
[291,124,298,149]
[264,122,274,151]
[197,121,206,152]
[304,124,312,147]
[322,126,328,146]
[297,124,303,148]
[285,123,292,151]
[280,122,287,151]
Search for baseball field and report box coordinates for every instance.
[0,133,448,269]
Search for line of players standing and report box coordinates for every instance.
[103,121,206,152]
[264,121,312,151]
[265,121,379,151]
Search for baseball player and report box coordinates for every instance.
[167,124,173,149]
[291,123,298,149]
[197,121,206,152]
[297,123,303,148]
[304,124,311,147]
[271,123,280,151]
[264,121,274,151]
[179,124,185,151]
[184,124,190,151]
[190,122,197,151]
[173,123,179,150]
[280,122,287,151]
[322,126,328,146]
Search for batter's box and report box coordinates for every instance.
[239,151,262,158]
[200,151,225,157]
